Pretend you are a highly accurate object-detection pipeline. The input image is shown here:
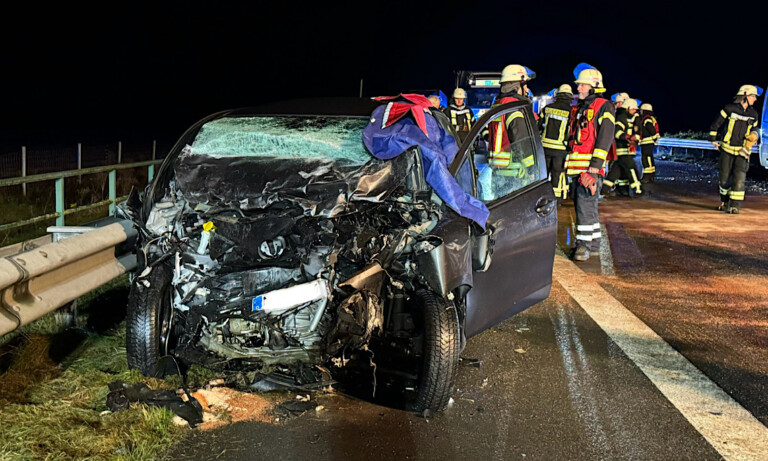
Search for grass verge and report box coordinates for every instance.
[0,277,201,460]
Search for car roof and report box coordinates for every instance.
[225,97,382,118]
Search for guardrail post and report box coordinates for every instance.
[21,146,27,197]
[148,139,156,181]
[77,143,82,181]
[109,169,116,216]
[117,141,122,164]
[55,177,64,226]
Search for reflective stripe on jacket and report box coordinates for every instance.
[708,103,759,155]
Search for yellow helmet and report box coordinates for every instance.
[640,103,653,111]
[556,84,573,95]
[624,98,639,110]
[736,85,764,97]
[452,88,467,99]
[573,63,604,88]
[501,64,536,83]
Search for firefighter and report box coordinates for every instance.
[603,98,642,196]
[709,85,763,213]
[638,103,660,183]
[540,84,573,199]
[565,63,615,261]
[611,92,631,109]
[444,88,475,143]
[487,64,537,179]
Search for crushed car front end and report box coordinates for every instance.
[124,106,465,410]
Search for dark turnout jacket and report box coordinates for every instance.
[540,94,573,151]
[709,102,759,155]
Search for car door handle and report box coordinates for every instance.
[535,198,555,216]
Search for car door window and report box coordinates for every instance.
[470,107,541,203]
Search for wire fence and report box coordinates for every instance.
[0,140,173,179]
[0,140,173,246]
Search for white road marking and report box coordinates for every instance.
[554,255,768,460]
[598,224,615,275]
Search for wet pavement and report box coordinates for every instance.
[169,159,768,460]
[172,282,721,460]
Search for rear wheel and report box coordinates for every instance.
[412,290,460,413]
[126,264,173,377]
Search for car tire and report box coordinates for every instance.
[413,289,460,413]
[126,263,173,377]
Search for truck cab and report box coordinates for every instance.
[455,70,551,118]
[455,71,501,119]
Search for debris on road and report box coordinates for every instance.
[459,357,483,368]
[106,381,204,426]
[274,399,320,418]
[515,348,526,354]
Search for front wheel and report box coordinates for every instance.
[412,290,460,413]
[126,264,173,377]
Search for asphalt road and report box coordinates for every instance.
[171,159,768,460]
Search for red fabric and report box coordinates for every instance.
[374,94,433,135]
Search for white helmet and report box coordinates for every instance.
[556,84,573,95]
[624,98,639,110]
[736,85,764,97]
[501,64,536,83]
[612,92,630,104]
[452,88,467,99]
[640,103,653,111]
[573,63,604,88]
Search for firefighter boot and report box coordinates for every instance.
[717,201,728,212]
[572,246,590,262]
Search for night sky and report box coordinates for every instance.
[3,1,767,150]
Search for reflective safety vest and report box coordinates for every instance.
[488,96,535,177]
[566,98,610,175]
[639,115,660,146]
[446,106,473,132]
[541,106,571,151]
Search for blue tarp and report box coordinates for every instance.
[362,105,489,229]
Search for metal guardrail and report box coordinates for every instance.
[0,221,137,337]
[0,160,161,232]
[657,138,760,152]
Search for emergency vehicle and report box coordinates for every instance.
[455,70,552,119]
[760,85,768,169]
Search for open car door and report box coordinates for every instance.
[451,101,557,337]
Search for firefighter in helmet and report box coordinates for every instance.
[540,84,574,200]
[604,98,642,196]
[565,63,615,261]
[611,92,631,109]
[486,64,537,179]
[709,85,763,213]
[638,103,660,183]
[444,88,475,143]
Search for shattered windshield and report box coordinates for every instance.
[189,116,372,165]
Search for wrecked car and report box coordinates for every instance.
[123,97,556,412]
